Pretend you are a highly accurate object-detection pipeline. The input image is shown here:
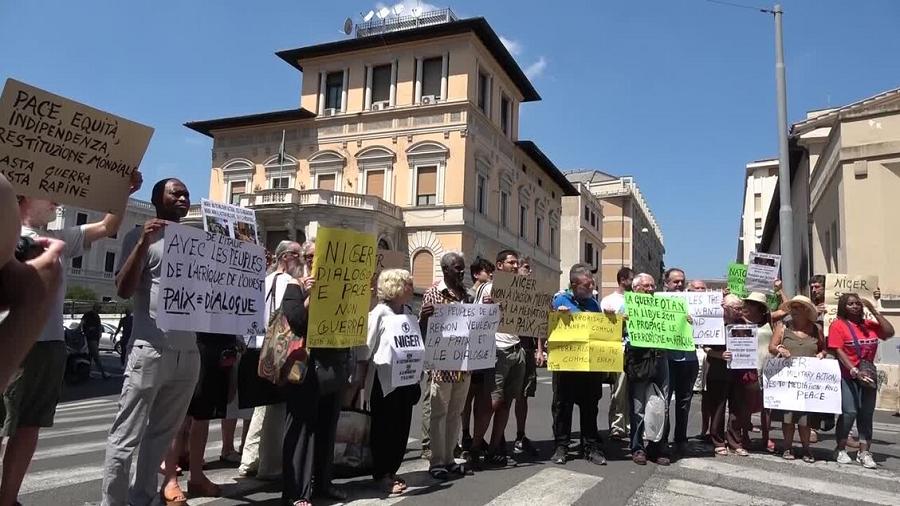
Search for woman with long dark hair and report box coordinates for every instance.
[828,292,894,469]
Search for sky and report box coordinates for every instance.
[3,0,899,278]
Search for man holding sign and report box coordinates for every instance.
[549,264,610,466]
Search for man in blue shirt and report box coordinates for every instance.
[550,264,607,466]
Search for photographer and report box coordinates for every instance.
[1,170,141,506]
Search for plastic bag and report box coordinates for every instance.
[644,383,666,443]
[333,396,372,475]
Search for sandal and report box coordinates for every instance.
[734,448,749,457]
[292,501,312,506]
[766,439,776,453]
[188,480,222,498]
[391,476,408,491]
[161,484,188,506]
[782,449,796,460]
[714,446,728,457]
[802,452,815,464]
[449,463,473,476]
[429,466,449,480]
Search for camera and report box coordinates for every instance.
[14,236,45,262]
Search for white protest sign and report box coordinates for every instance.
[0,79,153,214]
[657,291,725,345]
[726,324,758,370]
[745,252,781,294]
[381,314,424,387]
[424,304,500,371]
[157,223,266,335]
[762,357,842,414]
[201,198,259,244]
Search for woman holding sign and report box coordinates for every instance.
[354,269,422,495]
[828,293,894,469]
[769,296,825,463]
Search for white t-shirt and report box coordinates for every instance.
[600,291,625,314]
[248,271,291,348]
[477,281,519,350]
[21,224,86,342]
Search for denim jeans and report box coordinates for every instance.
[837,378,876,444]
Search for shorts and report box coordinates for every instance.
[2,341,67,435]
[522,346,537,398]
[492,344,526,403]
[188,334,238,420]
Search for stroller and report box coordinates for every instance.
[64,324,91,384]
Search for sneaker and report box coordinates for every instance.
[632,450,648,465]
[857,450,877,469]
[551,446,567,465]
[514,436,539,456]
[835,449,852,464]
[586,449,607,466]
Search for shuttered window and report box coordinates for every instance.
[318,174,336,191]
[230,181,246,205]
[416,166,437,206]
[412,251,434,290]
[365,170,385,198]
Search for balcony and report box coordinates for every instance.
[355,8,457,38]
[68,268,115,280]
[188,189,403,220]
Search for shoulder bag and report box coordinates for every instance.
[844,320,878,389]
[258,275,308,385]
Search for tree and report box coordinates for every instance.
[66,285,98,302]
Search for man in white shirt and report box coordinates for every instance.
[1,171,141,506]
[599,267,633,440]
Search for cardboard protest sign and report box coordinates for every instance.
[307,227,377,348]
[0,79,153,214]
[380,314,424,387]
[726,324,758,370]
[547,312,623,372]
[657,291,725,345]
[491,271,555,338]
[823,274,878,336]
[745,252,781,294]
[201,199,258,244]
[157,223,266,335]
[762,357,842,414]
[727,263,748,298]
[424,304,500,371]
[624,292,694,351]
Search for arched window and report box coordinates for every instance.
[309,150,346,191]
[411,250,434,290]
[406,141,449,206]
[356,146,395,201]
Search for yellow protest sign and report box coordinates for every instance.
[547,312,623,372]
[548,341,623,372]
[548,312,622,342]
[307,227,376,348]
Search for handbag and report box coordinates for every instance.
[258,275,308,386]
[625,347,659,382]
[333,392,372,477]
[844,320,878,389]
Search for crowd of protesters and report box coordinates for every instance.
[0,173,896,506]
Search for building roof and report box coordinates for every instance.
[184,108,317,137]
[792,86,900,135]
[564,170,619,185]
[275,17,541,103]
[516,141,579,196]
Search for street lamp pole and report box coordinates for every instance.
[773,4,796,296]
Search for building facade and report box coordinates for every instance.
[567,170,665,297]
[185,11,577,292]
[736,159,778,263]
[559,181,604,290]
[49,198,157,301]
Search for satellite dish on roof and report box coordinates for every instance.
[377,7,391,19]
[362,10,375,22]
[342,17,353,35]
[393,3,405,15]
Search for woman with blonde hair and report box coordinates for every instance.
[355,269,421,495]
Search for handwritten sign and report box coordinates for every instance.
[201,199,258,244]
[746,252,781,294]
[726,324,758,369]
[658,291,725,345]
[547,312,623,372]
[491,271,555,338]
[157,223,266,335]
[424,304,500,371]
[762,357,842,414]
[823,274,878,336]
[380,314,424,387]
[728,263,748,298]
[624,292,694,351]
[307,227,376,348]
[0,79,153,214]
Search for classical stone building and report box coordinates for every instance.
[559,180,604,290]
[185,10,576,292]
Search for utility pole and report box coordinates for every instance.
[773,4,796,296]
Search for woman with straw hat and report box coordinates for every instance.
[769,295,825,463]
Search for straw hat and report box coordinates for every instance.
[743,292,768,307]
[779,295,818,321]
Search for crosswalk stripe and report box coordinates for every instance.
[52,411,119,425]
[873,421,900,434]
[39,423,111,440]
[745,452,900,481]
[664,478,788,506]
[32,441,108,461]
[677,458,900,505]
[484,467,603,506]
[57,398,117,409]
[54,402,119,414]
